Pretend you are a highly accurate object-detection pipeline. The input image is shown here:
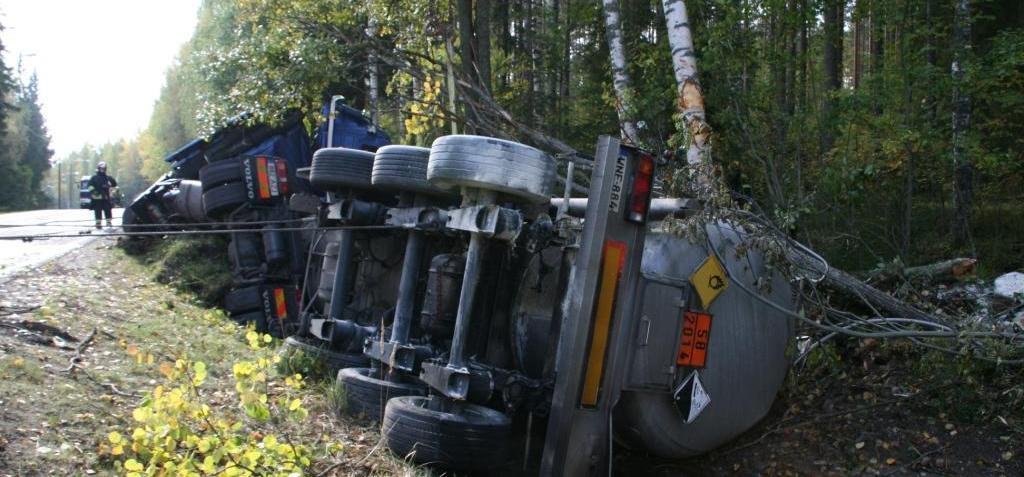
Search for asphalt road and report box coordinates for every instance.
[0,208,123,282]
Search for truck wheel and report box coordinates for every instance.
[203,182,248,218]
[371,145,448,197]
[383,396,512,471]
[427,135,556,204]
[199,159,244,191]
[309,147,375,191]
[230,310,267,333]
[282,336,368,372]
[225,286,261,314]
[334,367,426,422]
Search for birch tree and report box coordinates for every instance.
[661,0,710,190]
[367,18,380,128]
[951,0,973,248]
[601,0,640,144]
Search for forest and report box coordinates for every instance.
[0,44,53,211]
[51,0,1024,274]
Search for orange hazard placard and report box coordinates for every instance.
[677,311,712,368]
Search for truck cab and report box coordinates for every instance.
[78,176,91,209]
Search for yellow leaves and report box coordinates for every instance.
[192,361,208,386]
[124,459,144,471]
[112,350,312,476]
[245,330,270,350]
[200,455,217,474]
[233,361,255,378]
[283,373,304,390]
[133,407,151,422]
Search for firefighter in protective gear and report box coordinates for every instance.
[88,162,118,229]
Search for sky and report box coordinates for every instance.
[1,0,202,160]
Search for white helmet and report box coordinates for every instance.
[97,162,107,172]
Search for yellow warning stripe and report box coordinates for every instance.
[580,240,626,407]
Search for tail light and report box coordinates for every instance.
[275,160,290,196]
[256,157,271,199]
[626,152,655,223]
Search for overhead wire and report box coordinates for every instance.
[0,224,402,241]
[0,217,315,229]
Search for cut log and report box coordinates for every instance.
[789,249,949,325]
[870,258,977,288]
[906,258,977,283]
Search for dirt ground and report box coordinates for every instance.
[0,240,1020,476]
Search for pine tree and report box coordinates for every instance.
[16,73,53,206]
[0,22,29,211]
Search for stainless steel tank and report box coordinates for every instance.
[613,224,794,457]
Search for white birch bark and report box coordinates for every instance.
[601,0,640,143]
[661,0,711,190]
[366,19,380,129]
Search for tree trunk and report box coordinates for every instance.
[871,2,885,77]
[870,0,885,114]
[524,0,537,126]
[822,0,844,154]
[789,248,949,325]
[475,0,492,94]
[799,0,808,109]
[870,258,978,287]
[496,0,511,90]
[366,19,380,128]
[458,0,478,133]
[601,0,640,143]
[661,0,710,191]
[853,14,862,89]
[951,0,973,249]
[560,0,572,135]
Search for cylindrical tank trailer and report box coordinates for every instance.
[284,134,795,473]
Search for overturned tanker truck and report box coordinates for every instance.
[294,134,795,475]
[129,105,795,474]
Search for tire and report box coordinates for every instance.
[225,286,261,314]
[371,146,448,197]
[230,310,267,333]
[203,182,248,218]
[334,368,426,422]
[427,135,556,204]
[309,147,375,191]
[383,396,513,471]
[282,336,368,371]
[199,159,244,191]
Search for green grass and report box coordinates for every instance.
[121,235,234,305]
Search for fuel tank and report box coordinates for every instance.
[613,224,794,457]
[511,223,794,458]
